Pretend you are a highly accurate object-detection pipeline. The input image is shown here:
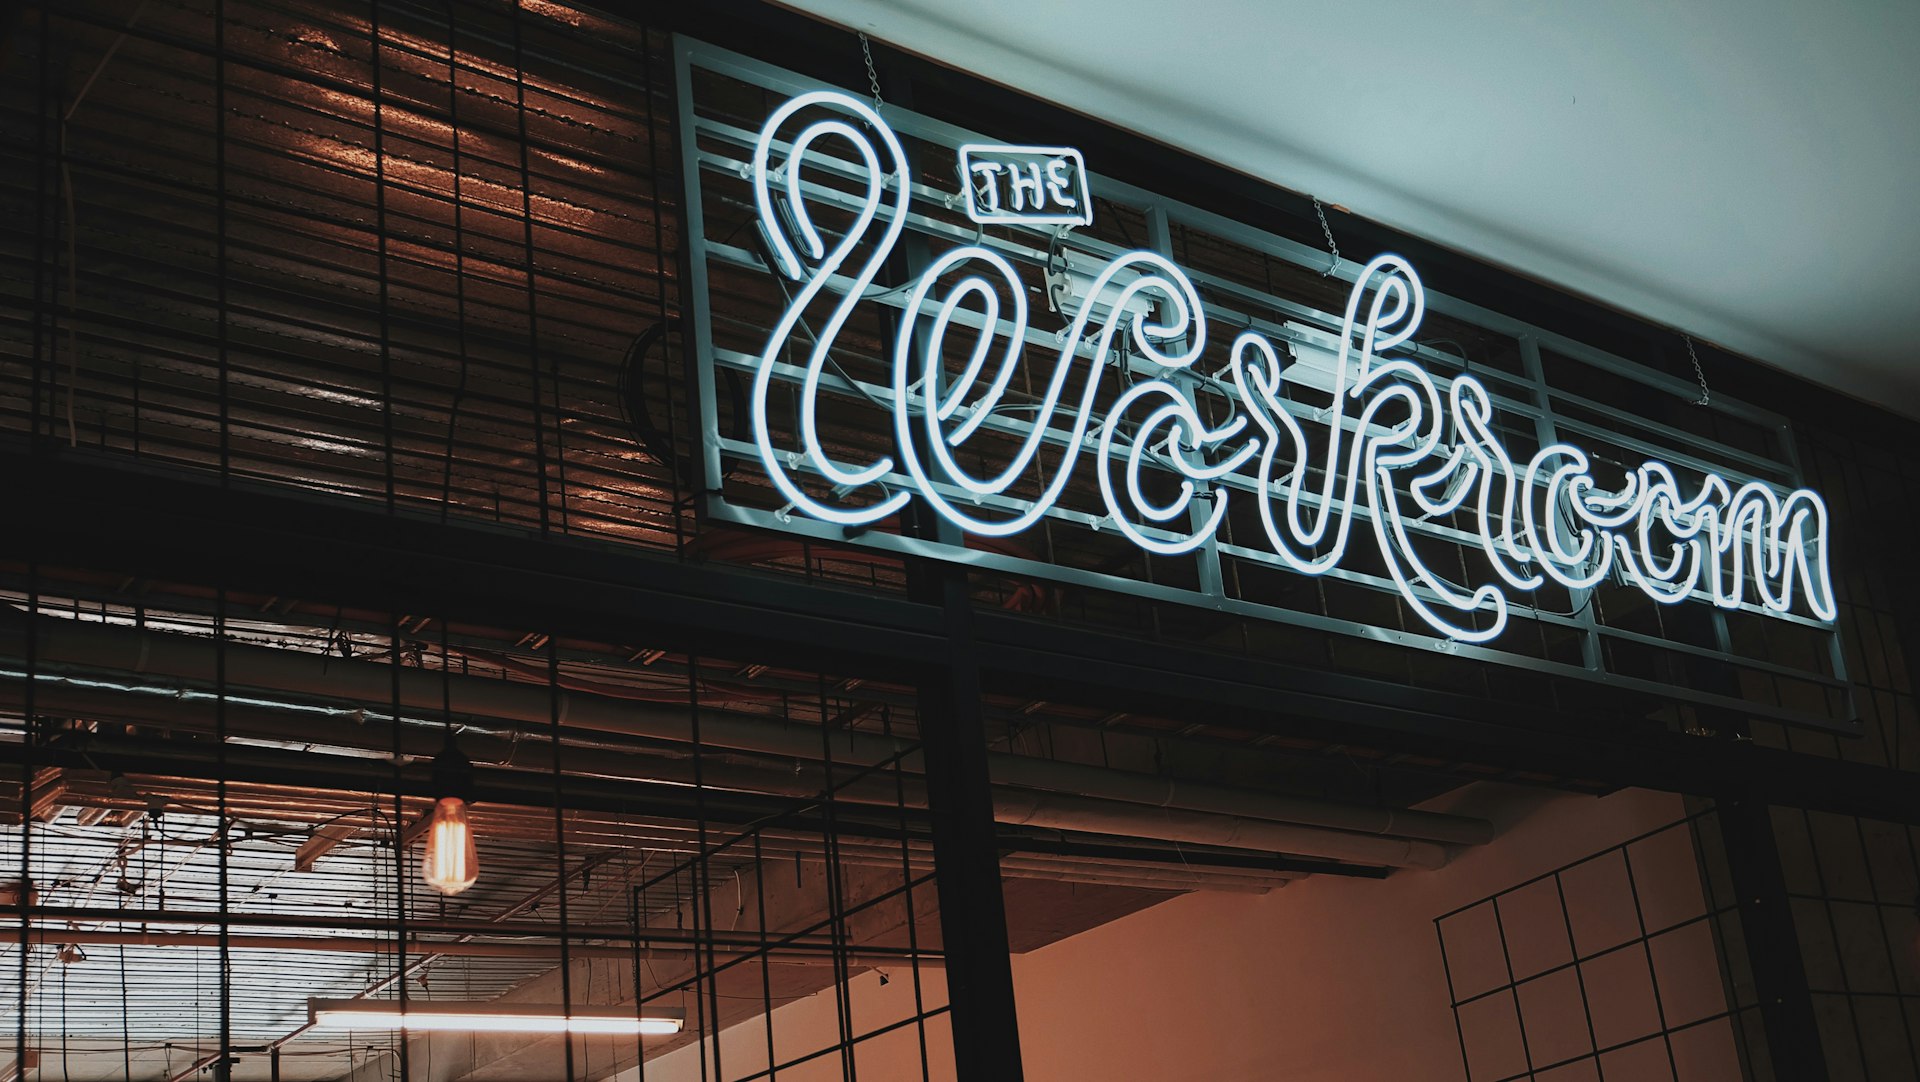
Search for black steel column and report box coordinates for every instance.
[913,550,1026,1082]
[1716,794,1828,1080]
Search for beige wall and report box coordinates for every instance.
[628,786,1738,1082]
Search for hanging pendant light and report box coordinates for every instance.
[422,733,478,896]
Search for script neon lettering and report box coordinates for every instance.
[1046,158,1077,208]
[747,91,1837,640]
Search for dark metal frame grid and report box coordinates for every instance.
[0,578,959,1081]
[1,2,961,1076]
[1772,807,1920,1081]
[672,37,1852,733]
[1744,426,1920,766]
[620,700,951,1082]
[1435,808,1762,1082]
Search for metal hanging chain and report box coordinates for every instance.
[1312,196,1340,277]
[859,32,883,113]
[1684,334,1710,406]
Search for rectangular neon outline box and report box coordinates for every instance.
[957,144,1094,226]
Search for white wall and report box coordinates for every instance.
[628,786,1739,1082]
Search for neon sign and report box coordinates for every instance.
[957,144,1092,226]
[745,90,1835,644]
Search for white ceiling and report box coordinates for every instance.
[782,0,1920,418]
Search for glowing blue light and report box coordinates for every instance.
[743,90,1837,642]
[957,144,1092,226]
[1096,380,1255,556]
[749,91,911,526]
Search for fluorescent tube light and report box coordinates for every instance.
[309,999,684,1036]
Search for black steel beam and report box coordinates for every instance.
[2,443,948,674]
[7,447,1920,828]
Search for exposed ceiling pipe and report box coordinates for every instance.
[14,927,942,969]
[18,685,1438,874]
[2,616,1483,867]
[457,638,1487,845]
[33,709,1428,870]
[34,758,1305,892]
[36,731,1312,884]
[5,904,887,952]
[26,785,1295,901]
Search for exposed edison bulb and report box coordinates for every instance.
[422,796,478,896]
